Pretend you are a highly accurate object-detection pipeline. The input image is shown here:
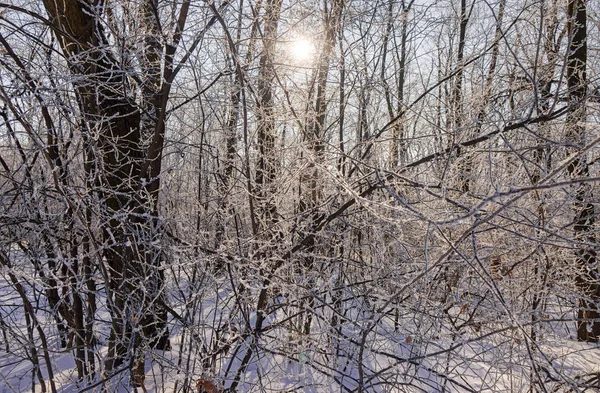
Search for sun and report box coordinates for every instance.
[289,37,315,62]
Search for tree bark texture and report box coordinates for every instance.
[565,0,600,342]
[41,0,171,379]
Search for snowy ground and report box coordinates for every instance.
[2,270,600,393]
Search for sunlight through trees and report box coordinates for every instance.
[1,0,599,391]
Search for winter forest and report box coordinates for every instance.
[1,0,599,391]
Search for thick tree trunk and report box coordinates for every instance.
[565,0,600,342]
[41,0,170,381]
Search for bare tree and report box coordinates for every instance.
[565,0,599,342]
[2,0,600,391]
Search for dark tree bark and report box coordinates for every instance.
[41,0,175,382]
[565,0,600,342]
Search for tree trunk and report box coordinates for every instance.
[298,0,344,337]
[41,0,170,380]
[565,0,600,342]
[255,0,282,229]
[383,0,412,168]
[453,0,471,192]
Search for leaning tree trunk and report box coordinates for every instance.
[565,0,600,342]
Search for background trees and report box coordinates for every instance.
[1,0,600,391]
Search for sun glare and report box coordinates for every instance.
[290,37,315,62]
